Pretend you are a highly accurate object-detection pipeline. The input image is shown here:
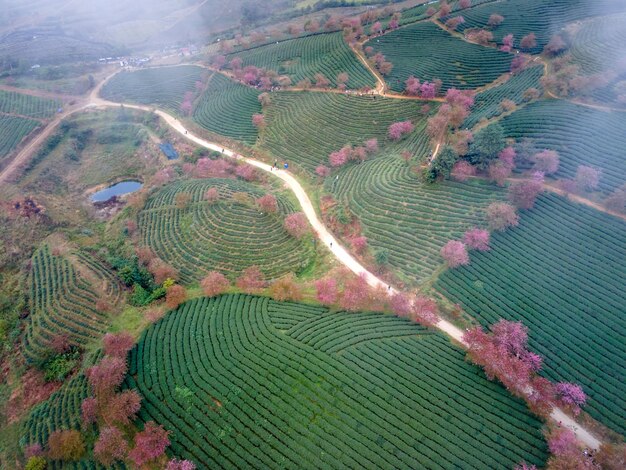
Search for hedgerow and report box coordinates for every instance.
[499,99,626,193]
[138,179,313,284]
[226,32,376,89]
[364,22,512,92]
[436,194,626,435]
[193,72,261,145]
[101,65,206,114]
[261,92,431,173]
[126,294,548,468]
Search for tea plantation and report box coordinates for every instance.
[0,115,39,162]
[138,178,313,284]
[0,89,62,119]
[126,294,548,469]
[437,194,626,435]
[364,22,512,93]
[227,32,376,89]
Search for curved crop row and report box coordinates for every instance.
[193,72,261,145]
[139,178,313,283]
[126,294,548,469]
[499,99,626,193]
[436,194,626,435]
[464,65,544,128]
[327,154,504,284]
[364,22,513,93]
[454,0,626,54]
[227,32,376,89]
[24,246,117,362]
[101,65,206,114]
[261,91,431,173]
[0,90,62,119]
[0,114,39,161]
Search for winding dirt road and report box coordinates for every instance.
[0,84,602,450]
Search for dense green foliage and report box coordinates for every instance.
[0,115,39,160]
[127,294,548,468]
[328,155,504,284]
[364,22,512,92]
[101,65,206,113]
[455,0,626,53]
[193,72,261,145]
[499,99,626,192]
[139,179,313,283]
[437,194,626,435]
[24,246,119,362]
[463,65,544,128]
[227,32,376,89]
[0,90,62,119]
[261,91,430,172]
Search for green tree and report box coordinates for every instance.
[375,249,389,266]
[429,146,459,181]
[469,124,506,169]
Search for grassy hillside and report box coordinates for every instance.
[436,194,626,435]
[127,294,548,469]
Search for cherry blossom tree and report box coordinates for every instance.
[420,81,437,99]
[388,121,415,140]
[102,332,134,358]
[575,165,601,192]
[439,1,451,17]
[451,161,476,182]
[205,187,219,203]
[329,146,352,167]
[459,0,471,9]
[148,258,179,285]
[351,236,368,254]
[520,32,537,50]
[81,397,98,425]
[371,21,382,35]
[165,285,187,309]
[511,55,530,73]
[514,463,537,470]
[94,427,128,466]
[412,296,440,326]
[315,278,338,305]
[236,266,265,293]
[48,430,85,461]
[252,114,266,129]
[235,164,259,182]
[405,76,421,95]
[466,29,494,45]
[487,13,504,26]
[445,16,465,30]
[270,273,303,301]
[340,273,369,311]
[86,356,127,399]
[532,149,559,174]
[256,194,278,213]
[128,421,170,467]
[440,240,470,268]
[230,57,243,71]
[201,271,230,297]
[555,382,586,415]
[508,174,544,209]
[316,165,331,178]
[498,146,516,167]
[365,138,379,154]
[336,72,349,89]
[212,55,226,69]
[488,160,513,186]
[501,34,514,52]
[167,459,197,470]
[314,73,330,88]
[284,212,309,239]
[258,92,271,107]
[544,35,567,56]
[463,228,490,251]
[486,202,519,231]
[548,428,578,457]
[390,292,412,317]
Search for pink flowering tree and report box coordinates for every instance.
[463,228,490,251]
[364,138,379,154]
[451,161,476,182]
[555,382,586,415]
[388,121,415,140]
[486,202,519,231]
[420,81,437,99]
[339,273,369,311]
[440,240,470,268]
[94,427,128,466]
[315,165,331,178]
[256,194,278,213]
[315,278,338,305]
[405,76,421,95]
[351,236,368,254]
[128,421,170,467]
[488,160,513,186]
[501,34,514,52]
[252,114,266,129]
[508,173,544,209]
[102,332,134,358]
[575,165,601,192]
[167,460,197,470]
[532,150,559,175]
[284,212,309,239]
[329,146,352,167]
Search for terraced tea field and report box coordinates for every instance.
[24,246,121,362]
[499,99,626,193]
[101,65,206,114]
[328,155,504,284]
[463,65,544,128]
[436,194,626,435]
[0,90,62,119]
[364,22,512,93]
[193,72,261,145]
[127,294,548,469]
[455,0,626,53]
[0,115,39,162]
[227,32,376,89]
[138,179,313,284]
[261,92,430,173]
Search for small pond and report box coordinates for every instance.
[91,181,143,203]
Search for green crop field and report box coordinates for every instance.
[226,32,376,90]
[261,91,430,173]
[499,99,626,193]
[463,65,544,128]
[454,0,626,54]
[0,114,39,161]
[193,72,261,145]
[126,294,548,468]
[0,90,62,119]
[364,22,512,93]
[436,194,626,435]
[24,246,120,362]
[101,65,207,114]
[328,154,504,284]
[138,178,313,284]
